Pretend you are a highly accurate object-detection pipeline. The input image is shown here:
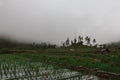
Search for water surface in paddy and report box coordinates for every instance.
[0,55,100,80]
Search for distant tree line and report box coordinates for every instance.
[62,35,97,48]
[107,41,120,48]
[0,37,56,49]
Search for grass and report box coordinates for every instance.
[17,48,120,73]
[0,54,86,80]
[0,47,120,79]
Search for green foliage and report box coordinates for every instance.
[0,54,85,80]
[0,48,11,54]
[65,38,70,47]
[19,48,120,74]
[0,37,56,49]
[108,41,120,48]
[63,35,97,47]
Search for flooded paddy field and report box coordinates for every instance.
[0,54,100,80]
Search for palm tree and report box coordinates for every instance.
[93,39,96,45]
[63,43,65,47]
[74,37,77,44]
[71,40,74,46]
[78,35,83,46]
[78,35,83,42]
[87,37,91,46]
[85,36,91,46]
[85,36,89,45]
[65,38,70,47]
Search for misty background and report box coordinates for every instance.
[0,0,120,45]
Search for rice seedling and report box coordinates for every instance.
[1,54,116,80]
[0,54,92,80]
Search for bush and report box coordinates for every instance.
[0,49,11,54]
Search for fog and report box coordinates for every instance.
[0,0,120,45]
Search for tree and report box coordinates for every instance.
[71,40,74,46]
[65,38,70,47]
[85,36,88,41]
[77,35,83,46]
[85,36,91,46]
[77,41,83,46]
[93,39,96,45]
[87,37,91,46]
[62,43,65,47]
[78,35,83,42]
[85,36,89,45]
[74,37,77,44]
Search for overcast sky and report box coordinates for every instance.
[0,0,120,45]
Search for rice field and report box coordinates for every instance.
[0,54,99,80]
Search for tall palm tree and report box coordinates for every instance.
[93,39,96,45]
[65,38,70,47]
[85,36,91,46]
[74,37,77,44]
[71,40,74,46]
[78,35,83,42]
[78,35,83,45]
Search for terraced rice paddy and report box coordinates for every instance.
[0,54,99,80]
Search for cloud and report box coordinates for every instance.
[0,0,120,45]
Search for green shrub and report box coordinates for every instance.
[0,49,11,54]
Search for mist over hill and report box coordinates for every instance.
[0,0,120,44]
